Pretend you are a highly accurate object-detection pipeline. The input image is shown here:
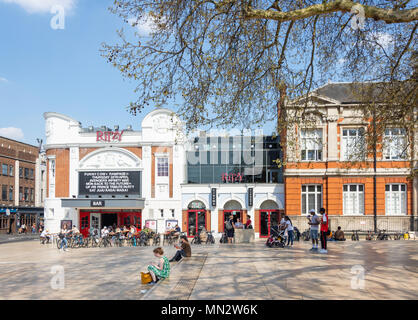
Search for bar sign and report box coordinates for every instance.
[91,200,105,207]
[211,188,217,207]
[248,188,253,207]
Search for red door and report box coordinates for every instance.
[119,212,142,231]
[80,211,90,238]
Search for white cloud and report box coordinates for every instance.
[0,0,76,14]
[128,14,167,37]
[0,77,8,83]
[368,32,394,50]
[0,127,24,141]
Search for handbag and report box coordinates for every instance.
[141,272,152,284]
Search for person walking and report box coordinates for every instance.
[319,208,329,254]
[284,216,294,247]
[308,209,320,252]
[225,215,235,243]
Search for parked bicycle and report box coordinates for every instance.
[376,229,392,240]
[301,228,311,241]
[351,230,360,241]
[206,230,215,244]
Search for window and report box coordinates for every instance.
[24,168,29,179]
[385,184,407,215]
[19,187,23,201]
[2,164,8,176]
[157,158,169,177]
[9,186,13,201]
[30,189,34,202]
[343,185,364,215]
[30,169,34,180]
[2,185,7,201]
[301,185,322,215]
[19,167,23,178]
[341,128,366,161]
[9,165,13,177]
[383,128,407,160]
[300,129,322,161]
[24,188,29,202]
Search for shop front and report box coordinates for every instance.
[79,210,142,237]
[258,200,283,238]
[0,208,44,234]
[222,200,245,231]
[186,200,208,237]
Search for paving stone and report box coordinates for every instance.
[0,240,417,299]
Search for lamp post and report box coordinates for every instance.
[372,106,377,233]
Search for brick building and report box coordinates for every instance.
[282,82,418,232]
[0,136,45,234]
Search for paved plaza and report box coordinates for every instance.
[0,239,417,300]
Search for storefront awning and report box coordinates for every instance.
[61,198,145,209]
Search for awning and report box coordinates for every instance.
[61,198,145,209]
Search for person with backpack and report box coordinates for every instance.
[284,216,294,247]
[319,207,329,254]
[225,215,235,243]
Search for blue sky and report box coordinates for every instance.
[0,0,158,146]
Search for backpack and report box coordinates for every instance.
[225,220,233,230]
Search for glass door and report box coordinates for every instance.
[223,210,242,230]
[187,210,206,236]
[259,210,280,238]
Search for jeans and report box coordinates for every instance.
[287,230,294,246]
[60,237,68,250]
[172,250,186,261]
[320,231,327,250]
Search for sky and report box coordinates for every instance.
[0,0,397,146]
[0,0,159,146]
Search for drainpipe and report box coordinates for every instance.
[373,107,377,233]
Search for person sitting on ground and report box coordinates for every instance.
[170,235,192,262]
[334,226,346,241]
[40,229,51,244]
[147,247,171,285]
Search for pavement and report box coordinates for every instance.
[0,233,40,244]
[0,239,417,300]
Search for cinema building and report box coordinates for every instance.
[43,109,186,237]
[181,133,285,239]
[43,109,286,238]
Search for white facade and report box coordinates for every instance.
[43,109,186,234]
[43,109,285,238]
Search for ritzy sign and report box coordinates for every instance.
[97,131,124,142]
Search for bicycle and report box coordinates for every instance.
[351,230,360,241]
[293,227,301,242]
[152,233,161,246]
[206,230,215,244]
[99,235,112,247]
[301,228,311,241]
[376,229,392,240]
[191,229,202,245]
[366,230,376,241]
